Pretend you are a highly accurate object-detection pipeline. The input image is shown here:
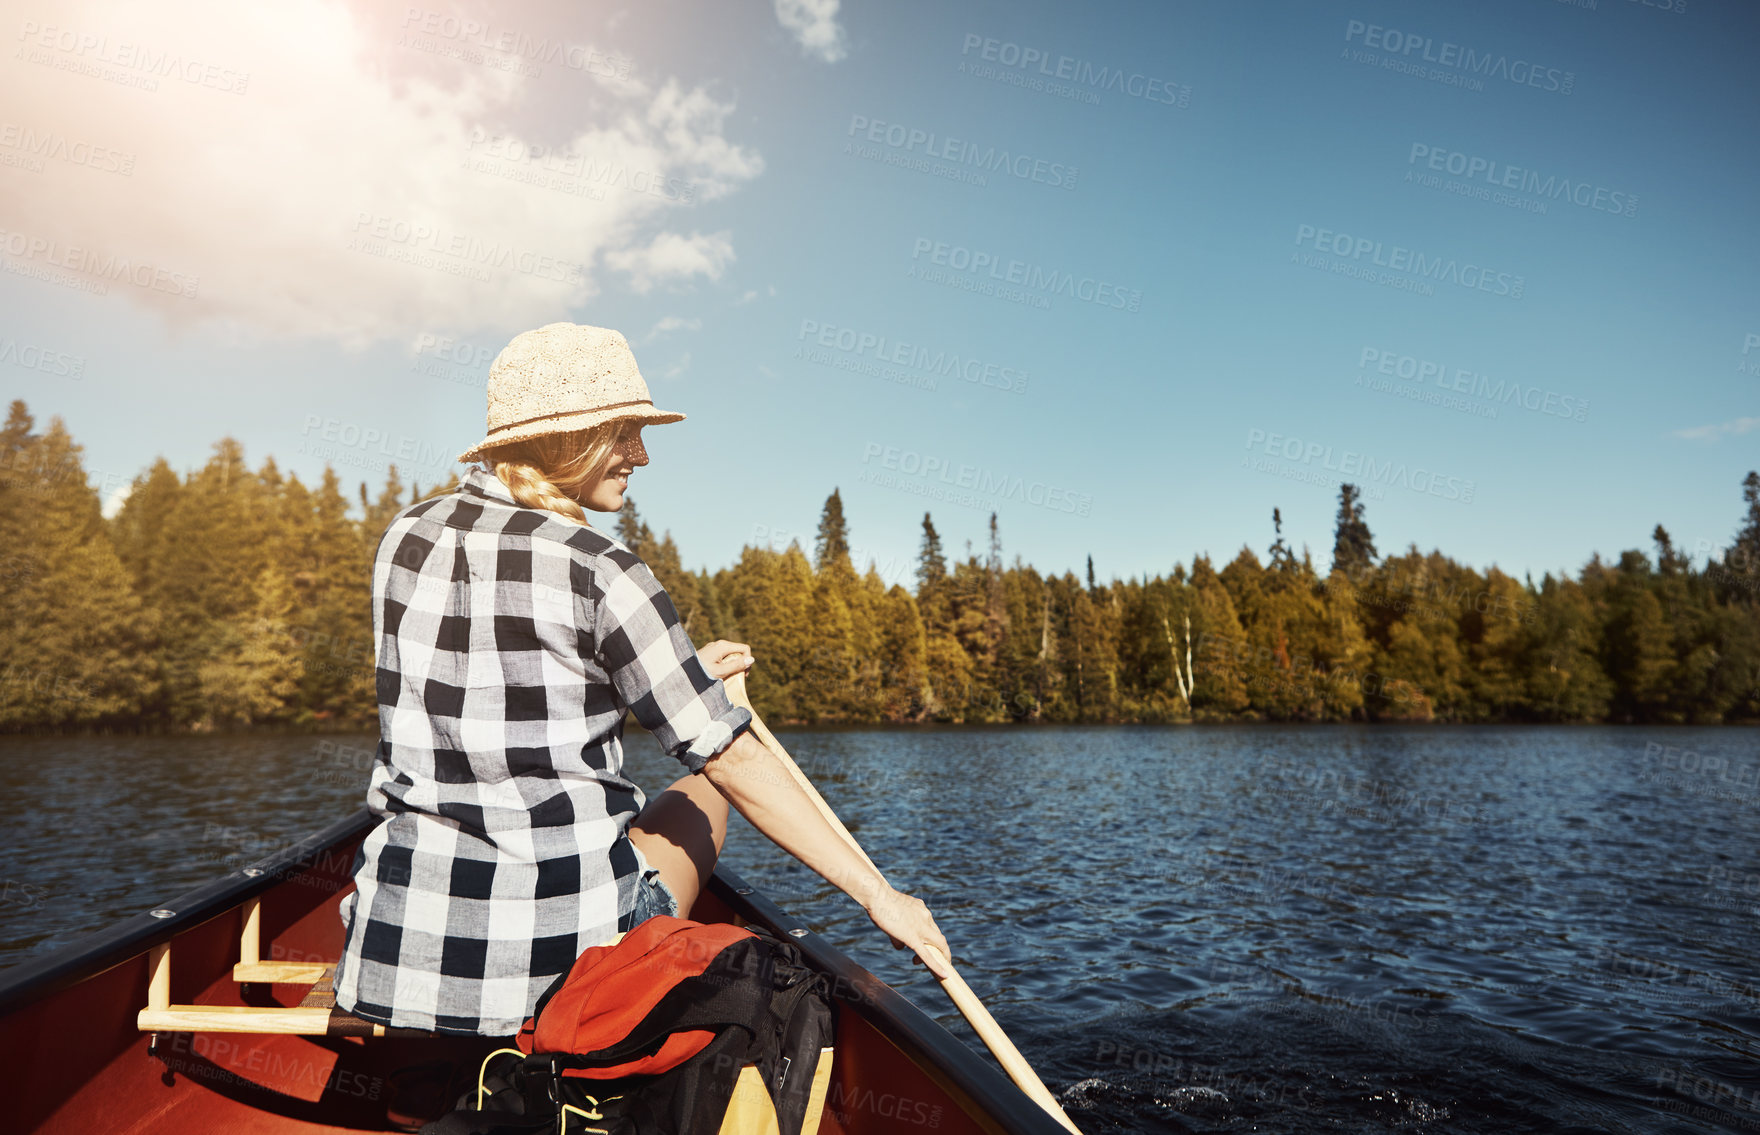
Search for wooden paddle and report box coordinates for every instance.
[721,670,1084,1134]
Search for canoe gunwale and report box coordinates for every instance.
[708,867,1073,1135]
[0,810,375,1019]
[0,809,1074,1135]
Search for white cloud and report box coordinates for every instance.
[773,0,846,63]
[662,351,691,379]
[1671,417,1760,442]
[0,0,763,349]
[101,481,133,520]
[605,230,735,293]
[646,315,702,341]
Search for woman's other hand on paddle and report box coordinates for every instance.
[696,640,755,680]
[863,885,954,980]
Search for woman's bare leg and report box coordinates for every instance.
[628,773,729,917]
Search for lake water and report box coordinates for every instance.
[2,725,1757,1133]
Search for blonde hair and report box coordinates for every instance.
[483,419,631,524]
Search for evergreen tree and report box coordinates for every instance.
[1652,525,1687,576]
[814,489,852,573]
[641,530,700,636]
[872,582,929,720]
[617,496,653,556]
[200,564,305,726]
[7,399,1760,730]
[983,513,1011,703]
[1521,573,1613,721]
[916,512,946,605]
[1331,484,1378,580]
[0,416,155,729]
[1268,508,1295,575]
[719,542,816,722]
[1733,471,1760,566]
[361,466,408,545]
[1600,550,1676,721]
[692,569,733,644]
[1716,471,1760,604]
[299,466,375,724]
[133,439,269,725]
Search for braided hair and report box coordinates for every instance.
[482,420,630,525]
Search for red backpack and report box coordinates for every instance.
[424,916,836,1135]
[516,916,758,1079]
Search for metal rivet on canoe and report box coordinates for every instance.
[735,887,753,895]
[149,909,175,919]
[787,928,808,938]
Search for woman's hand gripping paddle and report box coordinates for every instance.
[721,670,1083,1134]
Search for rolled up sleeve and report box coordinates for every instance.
[591,553,751,772]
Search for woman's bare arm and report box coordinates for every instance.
[698,729,953,977]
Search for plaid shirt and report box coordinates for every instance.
[332,466,751,1035]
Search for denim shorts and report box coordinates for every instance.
[626,844,682,927]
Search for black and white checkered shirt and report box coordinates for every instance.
[332,466,751,1035]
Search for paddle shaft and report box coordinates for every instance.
[721,672,1083,1135]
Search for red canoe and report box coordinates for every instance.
[0,809,1070,1134]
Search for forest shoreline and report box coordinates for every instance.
[4,399,1759,733]
[4,716,1754,740]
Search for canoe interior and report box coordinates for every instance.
[0,811,1065,1135]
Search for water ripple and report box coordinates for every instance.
[4,724,1758,1132]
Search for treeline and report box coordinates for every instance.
[2,399,1758,731]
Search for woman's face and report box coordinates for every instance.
[582,426,649,512]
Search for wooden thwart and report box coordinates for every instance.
[134,897,835,1134]
[137,898,634,1036]
[136,897,410,1036]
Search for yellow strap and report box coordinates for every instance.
[560,1100,609,1134]
[475,1048,529,1109]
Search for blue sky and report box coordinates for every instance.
[2,0,1755,588]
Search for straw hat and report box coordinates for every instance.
[456,322,685,463]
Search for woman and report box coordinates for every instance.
[333,322,949,1037]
